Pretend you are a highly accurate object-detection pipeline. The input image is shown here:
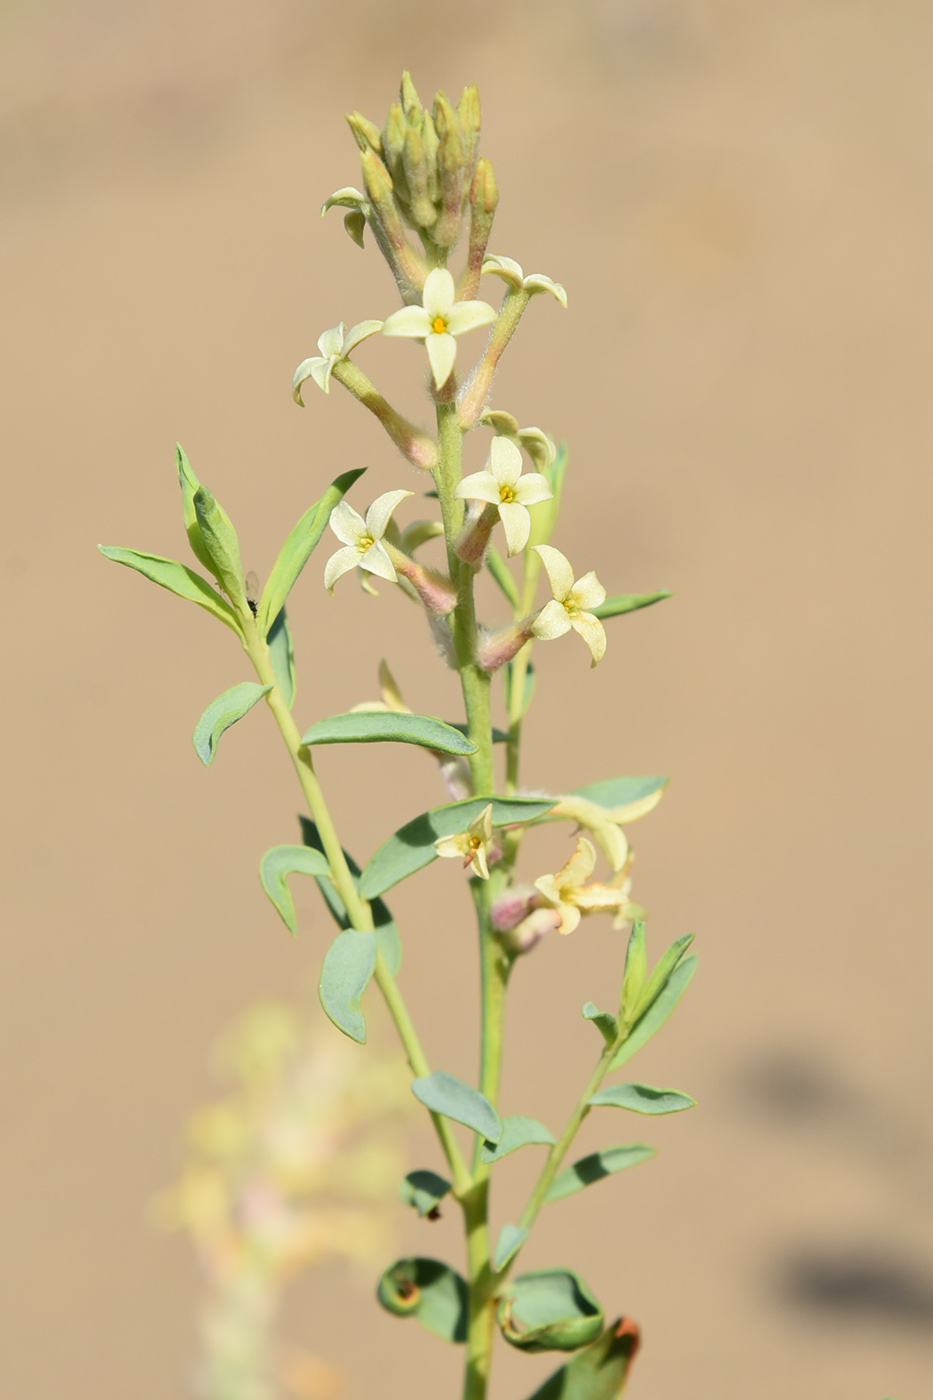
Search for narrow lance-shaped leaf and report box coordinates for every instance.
[411,1071,502,1143]
[257,467,366,634]
[299,817,401,975]
[588,1082,696,1115]
[619,921,647,1027]
[175,443,215,576]
[503,659,535,720]
[582,1002,619,1047]
[267,607,295,708]
[192,682,272,766]
[319,927,376,1043]
[486,545,520,608]
[301,711,477,756]
[635,932,694,1021]
[494,1224,529,1271]
[609,952,698,1071]
[193,485,247,612]
[591,590,671,620]
[98,546,240,634]
[259,844,331,934]
[481,1115,555,1164]
[544,1144,656,1204]
[360,795,554,899]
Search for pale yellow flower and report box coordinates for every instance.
[533,837,630,935]
[381,267,496,389]
[455,437,553,556]
[293,320,384,401]
[530,545,607,666]
[482,254,568,307]
[323,490,412,593]
[434,803,495,879]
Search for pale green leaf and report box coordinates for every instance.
[98,546,240,633]
[175,443,215,575]
[267,607,295,708]
[319,927,376,1043]
[494,1224,529,1271]
[572,775,669,809]
[399,1170,451,1218]
[193,485,246,610]
[487,546,520,608]
[258,844,330,934]
[544,1144,656,1203]
[524,1318,640,1400]
[588,1082,695,1115]
[257,468,366,633]
[192,682,271,766]
[591,590,671,620]
[582,1002,619,1046]
[411,1071,502,1142]
[610,953,698,1071]
[298,818,401,975]
[480,1115,555,1163]
[301,711,476,756]
[377,1257,468,1343]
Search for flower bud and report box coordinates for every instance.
[403,126,436,229]
[400,69,422,117]
[455,501,497,565]
[346,110,382,155]
[477,620,536,674]
[457,85,481,171]
[491,885,537,932]
[501,907,560,955]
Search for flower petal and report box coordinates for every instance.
[523,274,568,308]
[488,436,523,487]
[324,545,362,592]
[359,540,398,583]
[435,832,470,860]
[426,331,457,389]
[343,319,385,354]
[471,803,494,844]
[534,544,575,600]
[572,571,607,610]
[365,489,414,541]
[479,409,520,435]
[532,873,562,905]
[482,254,524,288]
[422,267,456,320]
[531,598,572,641]
[292,357,323,405]
[317,324,345,358]
[573,882,628,913]
[561,836,598,889]
[382,305,432,339]
[512,472,553,506]
[571,611,607,666]
[498,501,531,557]
[470,845,490,880]
[455,470,502,505]
[516,427,556,469]
[555,904,582,935]
[445,300,497,337]
[329,500,366,547]
[310,357,336,394]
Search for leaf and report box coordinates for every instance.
[591,590,671,620]
[98,546,240,634]
[486,546,520,608]
[175,443,215,576]
[318,927,376,1043]
[377,1257,468,1343]
[267,607,295,708]
[411,1071,502,1143]
[360,796,555,899]
[588,1083,696,1115]
[193,485,246,610]
[494,1224,529,1271]
[619,922,647,1027]
[259,844,331,934]
[497,1267,603,1354]
[301,711,476,757]
[609,953,698,1071]
[572,775,669,811]
[583,1002,619,1046]
[524,1317,641,1400]
[635,933,694,1022]
[192,682,271,766]
[544,1145,657,1204]
[399,1170,451,1218]
[299,818,401,975]
[257,468,366,633]
[503,659,536,719]
[481,1115,555,1164]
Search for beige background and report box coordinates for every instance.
[3,0,933,1396]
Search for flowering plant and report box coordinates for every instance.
[101,72,697,1400]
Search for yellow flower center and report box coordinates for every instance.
[358,534,375,553]
[431,315,447,334]
[499,485,516,503]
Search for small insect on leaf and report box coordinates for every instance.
[244,570,260,618]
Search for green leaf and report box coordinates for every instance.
[377,1257,468,1343]
[175,444,215,576]
[572,775,669,809]
[318,927,376,1043]
[411,1071,502,1143]
[360,796,555,899]
[635,933,694,1022]
[267,607,295,708]
[399,1170,451,1218]
[591,590,671,620]
[257,468,366,634]
[481,1115,555,1163]
[582,1002,619,1046]
[524,1318,641,1400]
[619,922,646,1026]
[193,484,246,610]
[527,443,568,550]
[98,546,240,634]
[298,818,401,975]
[494,1224,529,1271]
[486,546,520,608]
[192,681,271,766]
[301,711,476,756]
[258,844,331,934]
[588,1083,695,1115]
[503,659,535,719]
[497,1267,603,1354]
[544,1145,657,1204]
[609,953,698,1071]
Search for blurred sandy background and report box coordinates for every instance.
[3,0,933,1396]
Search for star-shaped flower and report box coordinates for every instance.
[323,490,413,593]
[482,255,568,308]
[293,320,384,402]
[455,438,553,556]
[530,545,607,666]
[532,837,630,935]
[434,803,495,879]
[381,267,496,390]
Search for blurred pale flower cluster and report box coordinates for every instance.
[152,1000,411,1400]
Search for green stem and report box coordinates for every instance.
[240,617,471,1194]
